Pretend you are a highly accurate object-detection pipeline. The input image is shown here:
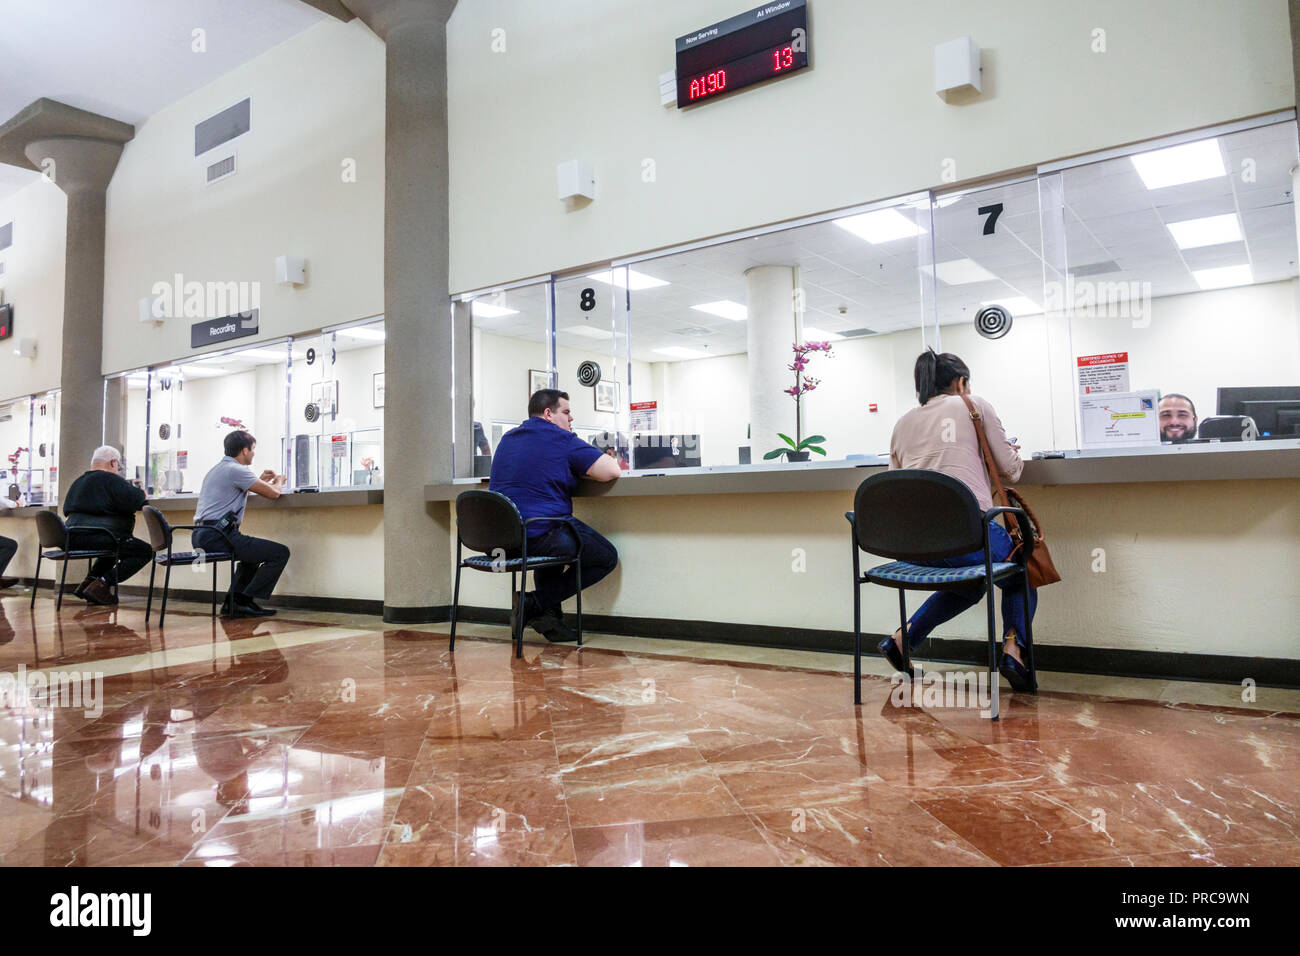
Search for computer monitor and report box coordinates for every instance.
[1216,387,1300,437]
[631,434,702,469]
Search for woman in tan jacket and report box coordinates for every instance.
[879,348,1036,691]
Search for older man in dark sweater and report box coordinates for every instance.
[63,445,152,606]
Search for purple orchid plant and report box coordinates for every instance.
[764,339,833,460]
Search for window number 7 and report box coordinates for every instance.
[978,203,1003,236]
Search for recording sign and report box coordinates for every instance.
[675,0,809,108]
[190,309,259,349]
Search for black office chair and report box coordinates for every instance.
[846,470,1039,719]
[30,510,121,611]
[449,490,584,658]
[1195,415,1256,441]
[142,505,236,626]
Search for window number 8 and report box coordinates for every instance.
[580,288,596,312]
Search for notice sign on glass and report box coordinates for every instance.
[331,435,348,458]
[1077,352,1130,394]
[1080,390,1160,448]
[630,401,658,431]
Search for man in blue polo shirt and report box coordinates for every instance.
[490,389,621,641]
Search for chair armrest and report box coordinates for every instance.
[982,506,1027,525]
[982,506,1033,565]
[522,515,584,556]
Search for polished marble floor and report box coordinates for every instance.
[1,589,1298,867]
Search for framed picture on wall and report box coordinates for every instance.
[594,380,619,413]
[372,372,385,408]
[528,369,551,401]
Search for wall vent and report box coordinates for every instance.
[205,153,237,186]
[195,98,250,156]
[0,221,11,251]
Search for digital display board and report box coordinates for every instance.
[0,304,11,341]
[675,0,810,108]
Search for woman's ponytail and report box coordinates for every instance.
[913,348,971,405]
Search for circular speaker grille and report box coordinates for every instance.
[974,304,1013,340]
[158,423,171,440]
[304,403,320,423]
[576,360,602,388]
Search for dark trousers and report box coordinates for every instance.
[524,519,618,611]
[68,532,153,586]
[0,535,16,577]
[196,528,289,602]
[905,522,1038,651]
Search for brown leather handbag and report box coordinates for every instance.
[960,395,1062,589]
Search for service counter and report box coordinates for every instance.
[425,441,1300,680]
[0,489,386,606]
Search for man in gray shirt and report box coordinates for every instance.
[193,430,289,618]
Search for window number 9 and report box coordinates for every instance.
[306,348,316,365]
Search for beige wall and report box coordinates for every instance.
[101,18,385,375]
[0,179,66,399]
[447,0,1293,292]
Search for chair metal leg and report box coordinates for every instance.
[852,578,862,706]
[449,557,462,651]
[985,577,999,721]
[1021,569,1038,694]
[225,561,237,616]
[851,537,862,705]
[146,559,157,621]
[515,571,527,659]
[159,564,172,627]
[575,561,583,647]
[30,553,41,609]
[211,562,218,617]
[56,561,68,612]
[899,590,912,681]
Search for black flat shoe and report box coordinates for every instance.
[999,652,1034,693]
[877,636,908,674]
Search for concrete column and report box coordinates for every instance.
[0,100,133,489]
[330,0,458,621]
[745,265,802,460]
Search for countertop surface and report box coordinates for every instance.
[425,441,1300,501]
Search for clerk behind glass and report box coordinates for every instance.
[193,430,290,618]
[1158,393,1198,443]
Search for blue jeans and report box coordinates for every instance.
[903,522,1037,651]
[522,518,618,612]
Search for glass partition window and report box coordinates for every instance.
[449,119,1297,471]
[930,178,1063,454]
[143,342,288,497]
[0,392,59,504]
[460,282,552,477]
[620,193,938,469]
[30,390,60,504]
[1,396,33,503]
[1054,120,1300,452]
[287,319,385,490]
